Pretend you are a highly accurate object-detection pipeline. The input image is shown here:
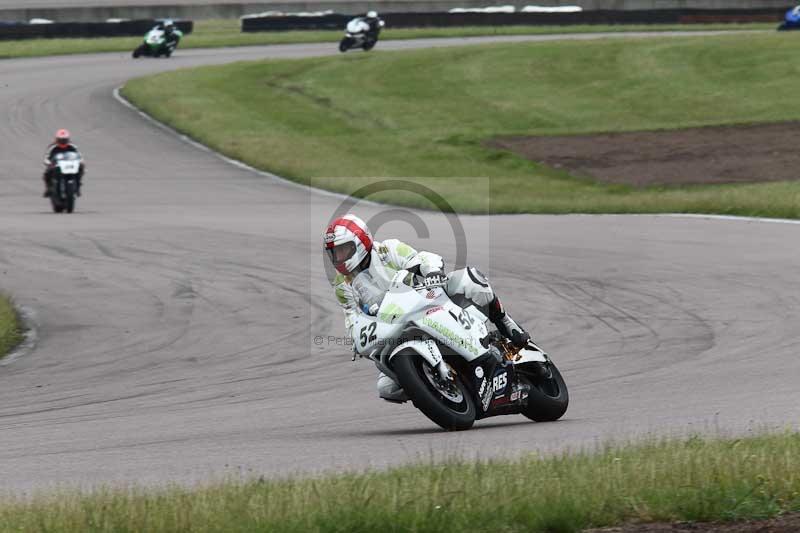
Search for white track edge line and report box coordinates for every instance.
[113,87,380,206]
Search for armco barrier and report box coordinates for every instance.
[241,8,785,31]
[0,2,794,23]
[0,19,193,41]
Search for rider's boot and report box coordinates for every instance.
[42,174,51,197]
[377,373,409,403]
[488,296,531,348]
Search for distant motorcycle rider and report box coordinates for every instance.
[157,19,181,48]
[324,214,531,402]
[43,129,84,197]
[363,11,385,40]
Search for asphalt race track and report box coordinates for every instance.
[1,34,798,492]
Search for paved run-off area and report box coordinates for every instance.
[0,36,798,491]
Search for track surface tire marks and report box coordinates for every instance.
[0,35,798,490]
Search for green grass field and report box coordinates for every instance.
[0,19,771,59]
[0,295,21,358]
[0,432,798,532]
[123,33,800,217]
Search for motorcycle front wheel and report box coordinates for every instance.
[65,182,75,213]
[392,351,475,431]
[339,37,353,52]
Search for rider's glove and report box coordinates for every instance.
[423,272,447,289]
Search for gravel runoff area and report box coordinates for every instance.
[489,122,800,187]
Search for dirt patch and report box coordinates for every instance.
[489,122,800,187]
[585,512,800,533]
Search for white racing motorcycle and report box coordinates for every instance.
[351,269,569,430]
[339,17,383,52]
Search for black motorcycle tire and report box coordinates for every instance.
[339,37,352,53]
[51,198,63,214]
[65,182,75,214]
[132,45,143,58]
[392,351,475,431]
[363,39,376,51]
[518,362,569,422]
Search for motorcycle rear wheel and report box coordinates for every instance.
[518,362,569,422]
[393,351,475,431]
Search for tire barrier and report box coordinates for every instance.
[241,8,785,31]
[0,19,193,41]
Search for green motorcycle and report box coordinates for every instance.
[132,21,183,58]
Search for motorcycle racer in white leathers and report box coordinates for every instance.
[324,213,531,402]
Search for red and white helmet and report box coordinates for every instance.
[324,214,373,275]
[55,129,70,148]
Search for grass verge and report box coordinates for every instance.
[0,19,772,59]
[122,33,800,217]
[1,432,798,532]
[0,294,22,359]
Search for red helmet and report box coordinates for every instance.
[324,214,373,275]
[55,129,71,148]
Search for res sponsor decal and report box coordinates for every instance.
[425,305,445,316]
[492,371,508,398]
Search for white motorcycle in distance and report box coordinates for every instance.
[339,16,384,52]
[49,152,82,214]
[351,269,569,430]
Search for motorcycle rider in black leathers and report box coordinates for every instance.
[159,20,181,49]
[363,11,385,42]
[43,129,84,197]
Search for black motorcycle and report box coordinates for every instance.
[48,152,81,214]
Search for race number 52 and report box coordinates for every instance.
[360,322,377,346]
